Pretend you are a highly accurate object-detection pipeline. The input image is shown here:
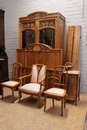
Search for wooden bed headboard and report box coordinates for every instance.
[16,43,63,69]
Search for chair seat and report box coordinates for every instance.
[1,81,20,88]
[0,62,22,103]
[44,88,66,97]
[19,83,44,94]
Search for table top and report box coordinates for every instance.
[64,70,81,75]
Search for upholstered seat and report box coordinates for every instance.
[45,88,66,96]
[1,81,20,87]
[19,83,44,94]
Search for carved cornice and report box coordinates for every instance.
[27,11,47,19]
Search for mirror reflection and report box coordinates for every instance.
[39,28,55,48]
[22,29,35,48]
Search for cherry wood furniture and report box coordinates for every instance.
[0,9,9,92]
[63,70,81,106]
[18,64,47,108]
[16,11,65,88]
[66,26,81,68]
[47,62,81,106]
[64,62,81,105]
[18,11,65,57]
[16,43,63,89]
[44,65,68,116]
[16,11,81,104]
[64,25,81,104]
[0,63,22,103]
[16,43,63,69]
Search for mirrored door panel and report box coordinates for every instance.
[39,28,55,48]
[22,29,35,48]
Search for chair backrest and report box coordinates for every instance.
[65,62,77,70]
[12,62,22,81]
[30,64,47,85]
[53,65,68,90]
[30,65,38,83]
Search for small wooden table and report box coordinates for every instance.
[63,70,81,106]
[0,58,4,95]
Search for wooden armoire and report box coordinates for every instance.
[0,9,9,94]
[18,11,65,50]
[16,11,65,89]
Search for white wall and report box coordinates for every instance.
[0,0,87,93]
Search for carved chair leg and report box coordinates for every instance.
[12,88,14,103]
[38,95,40,108]
[30,95,33,98]
[18,90,21,102]
[44,95,46,111]
[52,97,54,106]
[64,96,66,108]
[61,98,63,116]
[2,86,3,100]
[75,100,77,106]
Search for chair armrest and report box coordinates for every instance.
[38,75,46,84]
[19,73,32,86]
[38,75,46,91]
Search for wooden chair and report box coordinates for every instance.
[18,64,47,108]
[65,62,77,70]
[0,62,22,103]
[44,65,68,116]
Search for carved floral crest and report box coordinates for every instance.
[39,20,55,28]
[22,22,35,30]
[27,11,47,19]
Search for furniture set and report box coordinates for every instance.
[0,62,81,116]
[0,11,81,116]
